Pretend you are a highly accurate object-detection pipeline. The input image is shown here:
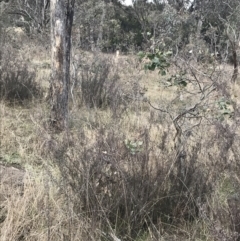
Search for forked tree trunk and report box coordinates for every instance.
[50,0,75,131]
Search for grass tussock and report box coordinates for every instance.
[0,44,43,104]
[1,43,240,241]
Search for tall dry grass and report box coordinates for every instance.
[1,36,240,241]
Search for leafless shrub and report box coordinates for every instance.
[197,189,240,241]
[49,121,218,240]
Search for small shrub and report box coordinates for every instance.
[51,125,215,240]
[72,53,141,115]
[80,56,118,108]
[0,45,42,103]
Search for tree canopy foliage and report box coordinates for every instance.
[0,0,239,59]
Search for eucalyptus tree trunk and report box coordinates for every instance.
[230,40,238,82]
[97,0,106,51]
[50,0,75,131]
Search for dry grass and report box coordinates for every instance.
[1,39,240,241]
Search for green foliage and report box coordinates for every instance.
[75,1,143,52]
[138,50,171,75]
[124,139,143,155]
[216,97,234,120]
[166,71,188,87]
[138,50,190,89]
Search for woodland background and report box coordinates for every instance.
[1,0,240,240]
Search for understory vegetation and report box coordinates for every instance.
[1,35,240,241]
[1,0,240,240]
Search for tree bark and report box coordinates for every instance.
[41,0,50,29]
[50,0,75,131]
[229,39,239,82]
[97,0,106,51]
[231,47,238,82]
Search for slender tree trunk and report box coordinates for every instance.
[97,0,106,51]
[50,0,75,131]
[194,15,203,62]
[90,25,95,51]
[231,46,238,82]
[227,36,239,83]
[41,0,50,29]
